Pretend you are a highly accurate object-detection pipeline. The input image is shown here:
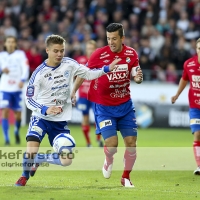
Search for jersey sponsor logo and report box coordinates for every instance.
[195,99,200,105]
[110,88,129,98]
[190,119,200,125]
[48,77,53,81]
[8,80,16,84]
[194,93,200,97]
[51,99,67,105]
[124,53,134,56]
[44,73,52,78]
[51,84,68,90]
[192,82,200,88]
[107,71,129,81]
[192,75,200,82]
[31,126,43,135]
[103,60,110,63]
[115,64,128,71]
[187,61,195,67]
[99,120,112,129]
[100,54,110,59]
[109,82,129,88]
[126,50,133,54]
[101,52,107,56]
[26,85,35,97]
[54,75,63,79]
[51,91,67,96]
[54,79,66,84]
[189,69,194,72]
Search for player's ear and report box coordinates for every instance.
[121,36,125,43]
[46,48,49,54]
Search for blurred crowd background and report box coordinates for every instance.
[0,0,200,83]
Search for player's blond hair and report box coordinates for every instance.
[86,40,97,48]
[45,34,66,47]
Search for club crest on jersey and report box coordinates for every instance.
[126,57,131,63]
[64,70,69,78]
[26,85,34,97]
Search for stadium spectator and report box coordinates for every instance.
[15,34,121,186]
[75,40,103,147]
[0,36,29,145]
[72,23,143,187]
[171,37,200,175]
[166,62,178,84]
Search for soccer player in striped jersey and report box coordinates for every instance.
[15,34,121,186]
[172,38,200,175]
[72,23,143,187]
[0,36,29,145]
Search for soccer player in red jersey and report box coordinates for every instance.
[172,38,200,175]
[72,23,143,187]
[75,40,103,147]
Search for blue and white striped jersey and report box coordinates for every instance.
[25,57,107,121]
[0,50,29,92]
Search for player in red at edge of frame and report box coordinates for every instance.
[72,23,143,187]
[75,40,103,147]
[172,38,200,175]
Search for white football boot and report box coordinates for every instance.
[121,178,134,187]
[194,166,200,175]
[102,158,113,179]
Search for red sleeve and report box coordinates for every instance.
[182,61,189,81]
[87,49,103,69]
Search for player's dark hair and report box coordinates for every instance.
[106,23,124,38]
[45,34,66,47]
[4,35,17,51]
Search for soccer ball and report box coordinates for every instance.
[53,133,76,154]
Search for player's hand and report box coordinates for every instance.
[2,68,9,74]
[171,95,178,104]
[109,58,121,71]
[46,106,63,115]
[134,68,143,83]
[18,81,24,89]
[71,92,76,106]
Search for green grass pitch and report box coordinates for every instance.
[0,125,200,200]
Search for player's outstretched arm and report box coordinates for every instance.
[75,58,121,81]
[108,58,121,71]
[171,78,188,104]
[71,77,85,106]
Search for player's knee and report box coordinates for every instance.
[194,131,200,141]
[104,137,118,148]
[124,136,137,147]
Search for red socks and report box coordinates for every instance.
[193,141,200,167]
[122,149,137,180]
[96,134,101,141]
[82,125,91,145]
[104,146,117,163]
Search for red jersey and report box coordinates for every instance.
[76,55,91,98]
[87,44,140,106]
[182,55,200,108]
